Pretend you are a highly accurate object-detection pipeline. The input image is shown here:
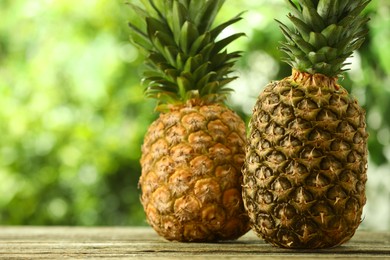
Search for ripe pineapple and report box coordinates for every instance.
[128,0,250,242]
[242,0,370,248]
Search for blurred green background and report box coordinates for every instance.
[0,0,389,230]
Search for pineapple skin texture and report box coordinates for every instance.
[243,71,368,249]
[140,101,250,242]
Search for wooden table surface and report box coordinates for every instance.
[0,226,389,259]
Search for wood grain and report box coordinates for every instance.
[0,227,389,259]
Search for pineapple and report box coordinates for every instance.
[128,0,250,242]
[242,0,370,248]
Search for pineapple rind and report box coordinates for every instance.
[140,101,250,242]
[243,70,368,248]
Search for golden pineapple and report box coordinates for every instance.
[242,0,370,248]
[128,0,249,242]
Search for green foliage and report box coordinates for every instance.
[0,0,389,230]
[0,0,153,225]
[127,0,244,109]
[277,0,371,76]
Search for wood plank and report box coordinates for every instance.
[0,227,389,259]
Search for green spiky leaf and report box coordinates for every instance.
[179,21,199,53]
[308,32,327,49]
[189,32,211,56]
[127,0,243,108]
[279,0,371,77]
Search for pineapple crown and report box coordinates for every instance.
[277,0,371,77]
[127,0,244,110]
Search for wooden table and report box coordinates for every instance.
[0,226,389,259]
